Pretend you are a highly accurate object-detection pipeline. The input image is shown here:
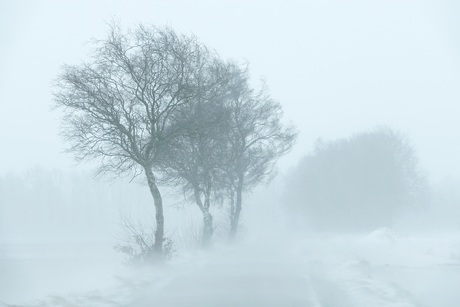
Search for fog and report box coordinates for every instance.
[2,1,460,306]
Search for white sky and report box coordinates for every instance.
[1,0,460,181]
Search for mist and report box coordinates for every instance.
[2,1,460,306]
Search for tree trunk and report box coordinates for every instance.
[194,188,213,247]
[144,167,164,255]
[229,176,243,240]
[202,210,213,247]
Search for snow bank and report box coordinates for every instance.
[362,227,400,245]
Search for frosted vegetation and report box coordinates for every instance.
[2,23,460,307]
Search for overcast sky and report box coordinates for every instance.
[1,0,460,181]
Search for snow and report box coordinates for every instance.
[2,231,460,306]
[362,227,401,244]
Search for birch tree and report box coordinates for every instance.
[53,24,208,256]
[158,59,232,247]
[224,66,298,239]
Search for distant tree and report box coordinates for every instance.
[285,127,429,232]
[223,66,298,239]
[53,24,209,257]
[158,59,233,247]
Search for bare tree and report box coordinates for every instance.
[158,59,233,247]
[53,24,208,256]
[157,59,297,244]
[224,66,298,239]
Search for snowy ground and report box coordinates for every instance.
[2,230,460,306]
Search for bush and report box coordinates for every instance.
[114,217,175,264]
